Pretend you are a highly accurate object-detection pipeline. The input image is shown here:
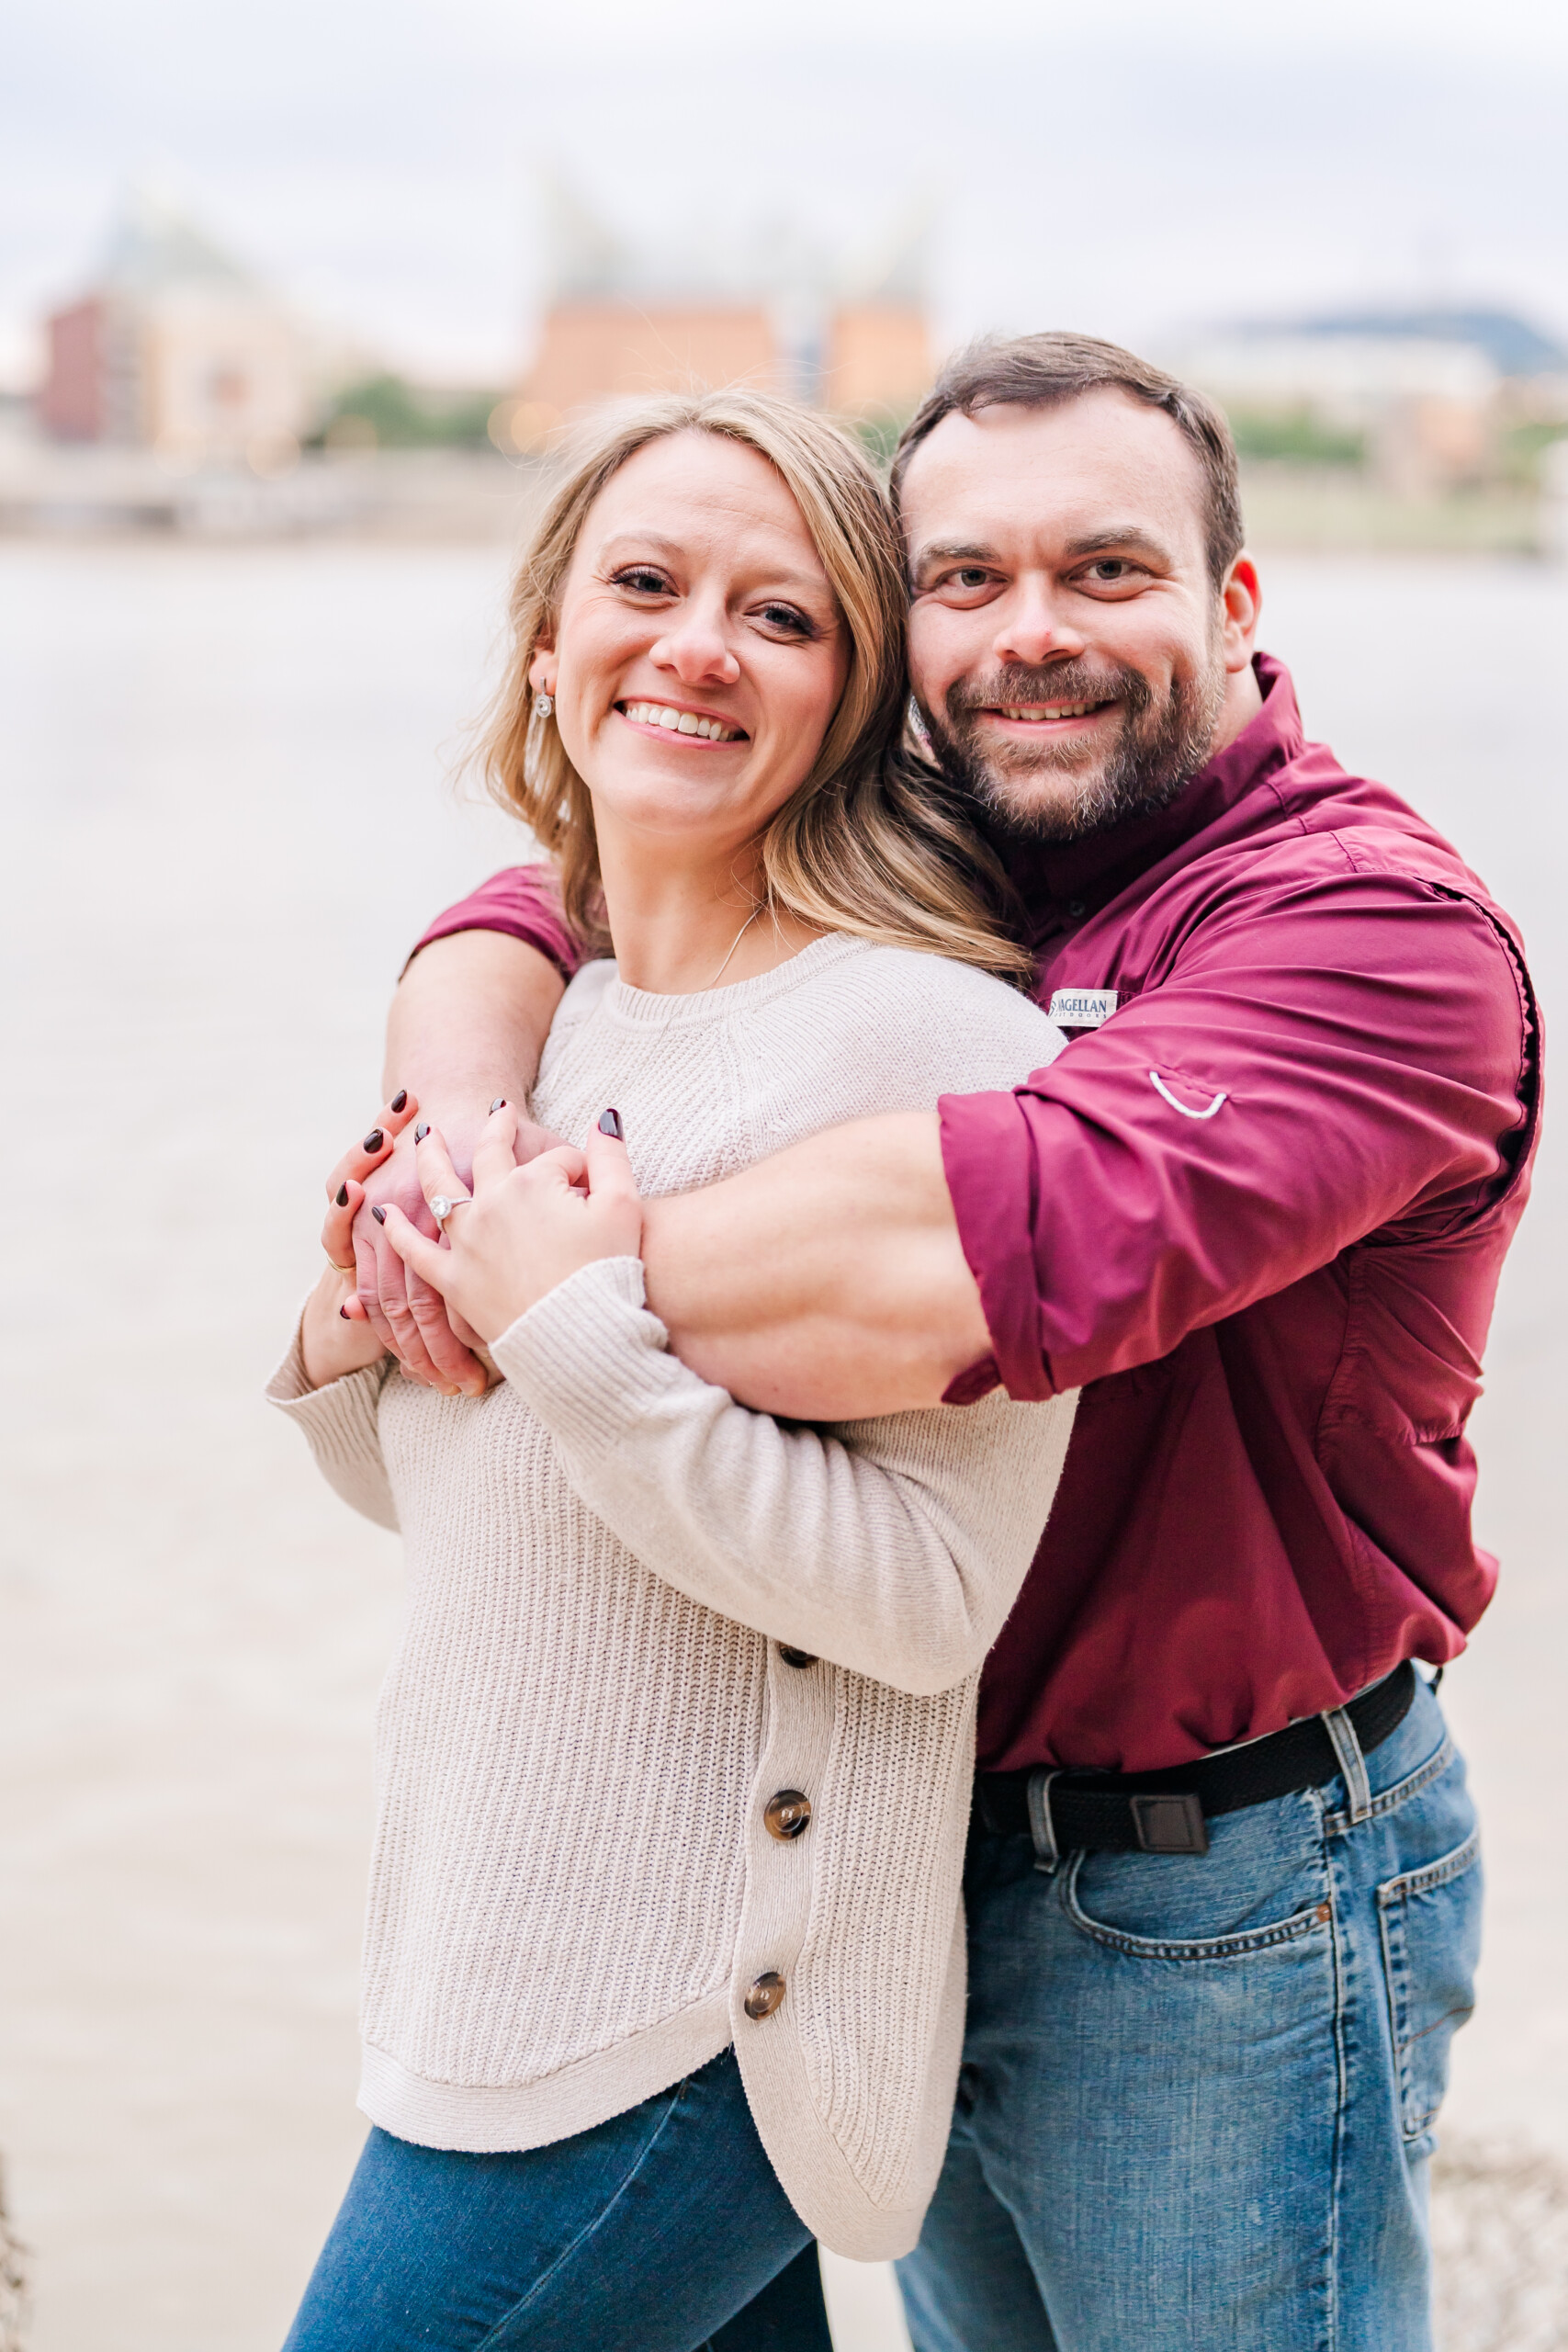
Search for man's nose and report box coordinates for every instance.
[651,601,740,687]
[991,584,1084,671]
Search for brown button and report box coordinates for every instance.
[764,1789,812,1841]
[744,1972,786,2020]
[778,1646,816,1668]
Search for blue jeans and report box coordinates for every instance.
[897,1673,1481,2351]
[282,2047,829,2350]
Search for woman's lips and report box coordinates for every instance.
[618,699,746,741]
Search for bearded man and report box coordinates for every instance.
[342,335,1538,2349]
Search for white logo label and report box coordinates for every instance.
[1048,988,1119,1029]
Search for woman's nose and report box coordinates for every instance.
[650,608,740,687]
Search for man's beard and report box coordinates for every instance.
[923,651,1228,846]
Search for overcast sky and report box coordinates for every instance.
[5,0,1566,386]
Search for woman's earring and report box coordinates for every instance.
[524,692,555,792]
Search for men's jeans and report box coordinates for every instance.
[281,2046,829,2351]
[897,1672,1480,2352]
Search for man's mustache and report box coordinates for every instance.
[946,661,1152,719]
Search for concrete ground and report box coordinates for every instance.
[0,542,1562,2349]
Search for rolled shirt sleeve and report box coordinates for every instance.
[408,864,585,982]
[942,867,1535,1403]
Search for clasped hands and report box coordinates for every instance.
[300,1091,642,1394]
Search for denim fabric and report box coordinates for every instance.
[897,1675,1481,2352]
[281,2047,830,2351]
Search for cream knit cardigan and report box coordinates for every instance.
[270,933,1077,2259]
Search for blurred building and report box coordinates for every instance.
[1176,308,1566,497]
[39,190,310,467]
[509,177,931,439]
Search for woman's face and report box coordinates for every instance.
[534,431,851,869]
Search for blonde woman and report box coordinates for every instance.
[272,391,1077,2350]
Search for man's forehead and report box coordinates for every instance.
[901,392,1208,564]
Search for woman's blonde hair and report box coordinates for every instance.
[481,387,1030,980]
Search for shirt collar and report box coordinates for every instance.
[996,652,1304,915]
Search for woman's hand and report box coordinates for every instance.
[377,1103,643,1345]
[299,1091,419,1391]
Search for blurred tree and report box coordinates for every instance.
[313,375,505,451]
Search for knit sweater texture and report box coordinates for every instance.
[269,933,1077,2258]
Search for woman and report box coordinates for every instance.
[271,390,1077,2348]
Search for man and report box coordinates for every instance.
[347,336,1538,2346]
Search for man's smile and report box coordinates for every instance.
[977,697,1118,729]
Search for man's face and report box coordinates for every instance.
[902,390,1255,844]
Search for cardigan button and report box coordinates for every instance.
[764,1789,812,1841]
[778,1645,816,1668]
[744,1972,786,2020]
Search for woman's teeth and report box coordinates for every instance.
[1001,702,1100,721]
[623,701,739,741]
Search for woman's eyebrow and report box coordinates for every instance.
[596,531,830,595]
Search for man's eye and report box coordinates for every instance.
[1084,560,1141,583]
[953,568,991,590]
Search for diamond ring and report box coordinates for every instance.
[429,1193,472,1227]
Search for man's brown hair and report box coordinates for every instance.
[890,331,1245,587]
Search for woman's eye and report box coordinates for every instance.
[755,603,813,637]
[613,566,672,595]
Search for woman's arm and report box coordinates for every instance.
[378,1113,1073,1691]
[265,1101,404,1532]
[496,1257,1074,1694]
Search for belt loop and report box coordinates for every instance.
[1322,1706,1372,1826]
[1026,1769,1061,1872]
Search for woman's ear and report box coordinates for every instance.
[528,637,557,696]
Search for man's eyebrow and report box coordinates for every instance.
[909,538,999,575]
[1062,527,1174,565]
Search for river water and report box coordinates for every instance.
[1,540,1564,2350]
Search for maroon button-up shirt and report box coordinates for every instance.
[412,657,1540,1773]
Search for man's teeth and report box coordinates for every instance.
[1000,702,1100,720]
[623,701,739,740]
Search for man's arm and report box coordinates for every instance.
[355,930,565,1391]
[644,876,1531,1421]
[643,1112,993,1419]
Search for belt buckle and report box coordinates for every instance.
[1130,1792,1210,1855]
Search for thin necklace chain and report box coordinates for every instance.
[703,901,764,990]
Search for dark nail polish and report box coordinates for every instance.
[389,1089,407,1114]
[371,1204,388,1226]
[334,1183,349,1208]
[490,1097,508,1114]
[363,1128,384,1154]
[413,1122,430,1144]
[339,1302,351,1318]
[597,1107,624,1139]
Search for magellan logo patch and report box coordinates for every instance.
[1048,989,1119,1029]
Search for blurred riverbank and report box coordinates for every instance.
[0,541,1564,2350]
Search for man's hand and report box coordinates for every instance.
[355,929,568,1392]
[378,1105,643,1342]
[350,1098,566,1395]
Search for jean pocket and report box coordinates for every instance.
[1377,1826,1482,2143]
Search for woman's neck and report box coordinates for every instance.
[594,830,820,996]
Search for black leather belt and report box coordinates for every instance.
[974,1661,1417,1858]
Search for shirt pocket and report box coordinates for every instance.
[1376,1826,1483,2145]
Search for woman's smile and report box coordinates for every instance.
[615,698,749,743]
